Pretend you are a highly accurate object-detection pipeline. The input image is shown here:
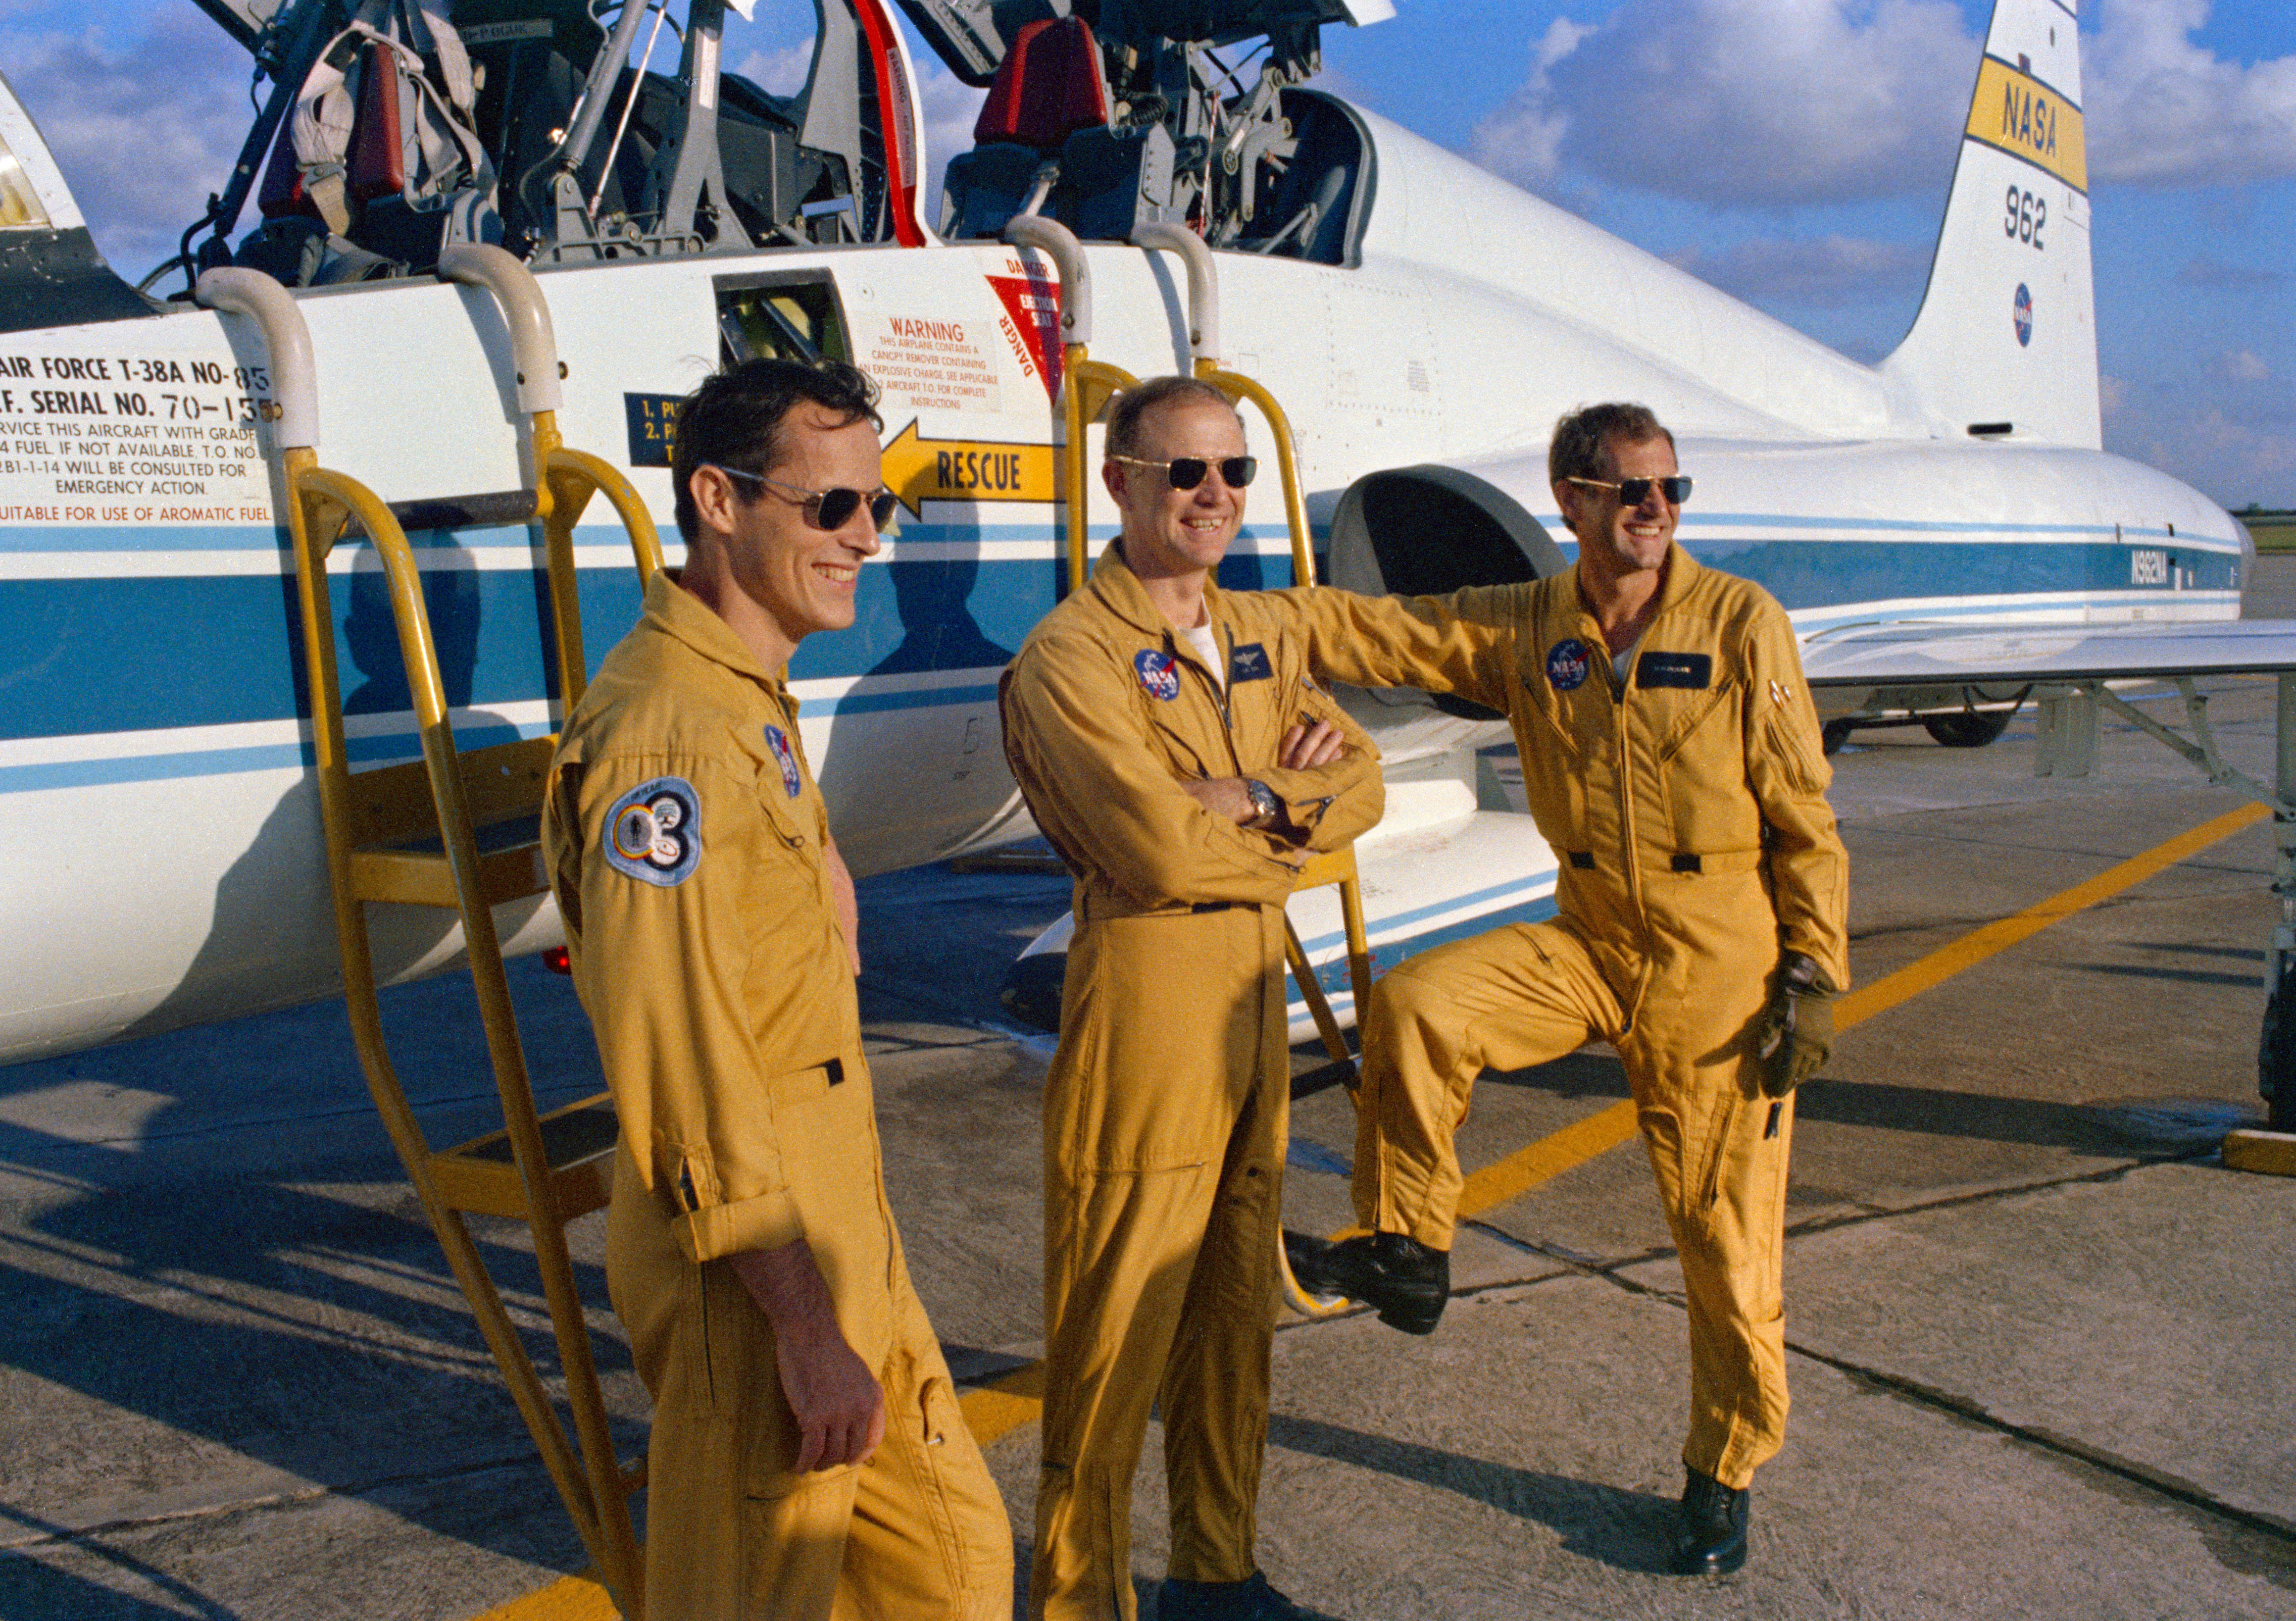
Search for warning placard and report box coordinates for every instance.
[860,311,1003,417]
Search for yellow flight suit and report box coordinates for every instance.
[544,570,1012,1620]
[998,545,1384,1619]
[1285,546,1849,1490]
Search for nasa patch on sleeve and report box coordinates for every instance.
[604,776,702,886]
[1134,648,1181,701]
[1545,637,1593,691]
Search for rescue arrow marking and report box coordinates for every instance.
[883,418,1056,519]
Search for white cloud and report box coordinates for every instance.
[731,42,815,98]
[1669,233,1928,308]
[2111,405,2296,509]
[2087,0,2296,188]
[913,48,988,199]
[1470,0,1976,208]
[2216,348,2271,383]
[0,7,251,278]
[1466,18,1589,193]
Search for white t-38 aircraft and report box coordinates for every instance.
[2,0,2292,1126]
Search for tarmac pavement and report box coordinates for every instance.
[4,567,2294,1618]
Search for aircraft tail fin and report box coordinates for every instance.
[1883,0,2099,447]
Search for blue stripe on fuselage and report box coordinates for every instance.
[0,521,2244,762]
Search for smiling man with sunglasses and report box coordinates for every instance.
[543,359,1010,1620]
[1000,376,1383,1621]
[1283,401,1849,1578]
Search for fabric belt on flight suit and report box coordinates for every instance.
[1564,849,1767,877]
[1075,891,1267,924]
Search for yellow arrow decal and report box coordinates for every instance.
[883,418,1057,518]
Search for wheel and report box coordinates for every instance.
[1923,710,2013,748]
[1821,719,1856,755]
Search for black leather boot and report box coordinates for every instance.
[1157,1571,1341,1620]
[1670,1466,1750,1575]
[1282,1229,1450,1334]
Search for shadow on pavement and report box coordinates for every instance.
[1266,1413,1675,1574]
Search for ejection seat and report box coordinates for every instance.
[940,16,1117,239]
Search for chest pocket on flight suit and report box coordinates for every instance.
[1651,672,1761,856]
[1511,638,1594,850]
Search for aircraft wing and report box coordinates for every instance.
[1798,619,2296,688]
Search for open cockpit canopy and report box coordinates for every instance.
[161,0,1389,294]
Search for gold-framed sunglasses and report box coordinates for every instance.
[1109,452,1259,490]
[708,463,900,532]
[1562,474,1693,506]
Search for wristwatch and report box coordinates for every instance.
[1244,778,1281,828]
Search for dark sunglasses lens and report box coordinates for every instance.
[867,490,900,531]
[1615,476,1691,505]
[810,488,861,529]
[1223,457,1258,488]
[1165,458,1210,490]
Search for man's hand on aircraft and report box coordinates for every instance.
[1756,952,1837,1097]
[733,1240,888,1472]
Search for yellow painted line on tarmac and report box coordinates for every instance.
[1830,800,2266,1030]
[464,803,2269,1618]
[957,1359,1046,1446]
[1456,1098,1641,1219]
[1447,800,2271,1222]
[466,1570,618,1621]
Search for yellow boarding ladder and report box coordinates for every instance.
[197,247,662,1619]
[1003,217,1374,1314]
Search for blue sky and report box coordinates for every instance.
[7,0,2290,506]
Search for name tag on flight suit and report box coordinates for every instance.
[1229,642,1273,683]
[1636,651,1713,689]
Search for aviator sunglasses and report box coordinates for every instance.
[1562,474,1694,506]
[708,463,901,532]
[1110,452,1260,490]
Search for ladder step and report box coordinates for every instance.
[431,1094,621,1221]
[342,488,540,537]
[350,812,545,906]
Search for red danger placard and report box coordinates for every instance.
[987,263,1063,401]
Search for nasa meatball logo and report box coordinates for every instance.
[2013,283,2033,348]
[1134,648,1181,701]
[762,725,802,798]
[1545,637,1593,692]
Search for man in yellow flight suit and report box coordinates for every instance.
[544,359,1012,1619]
[1285,402,1849,1577]
[1000,375,1384,1621]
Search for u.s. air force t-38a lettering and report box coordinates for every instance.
[4,0,2295,1125]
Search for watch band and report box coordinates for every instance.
[1245,778,1280,828]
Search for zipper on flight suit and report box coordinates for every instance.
[1599,623,1658,1037]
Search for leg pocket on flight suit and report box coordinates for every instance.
[741,1462,864,1607]
[770,1062,897,1371]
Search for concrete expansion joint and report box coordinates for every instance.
[1792,1345,2296,1547]
[1778,1148,2222,1244]
[0,1447,551,1552]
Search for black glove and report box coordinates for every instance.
[1756,952,1837,1098]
